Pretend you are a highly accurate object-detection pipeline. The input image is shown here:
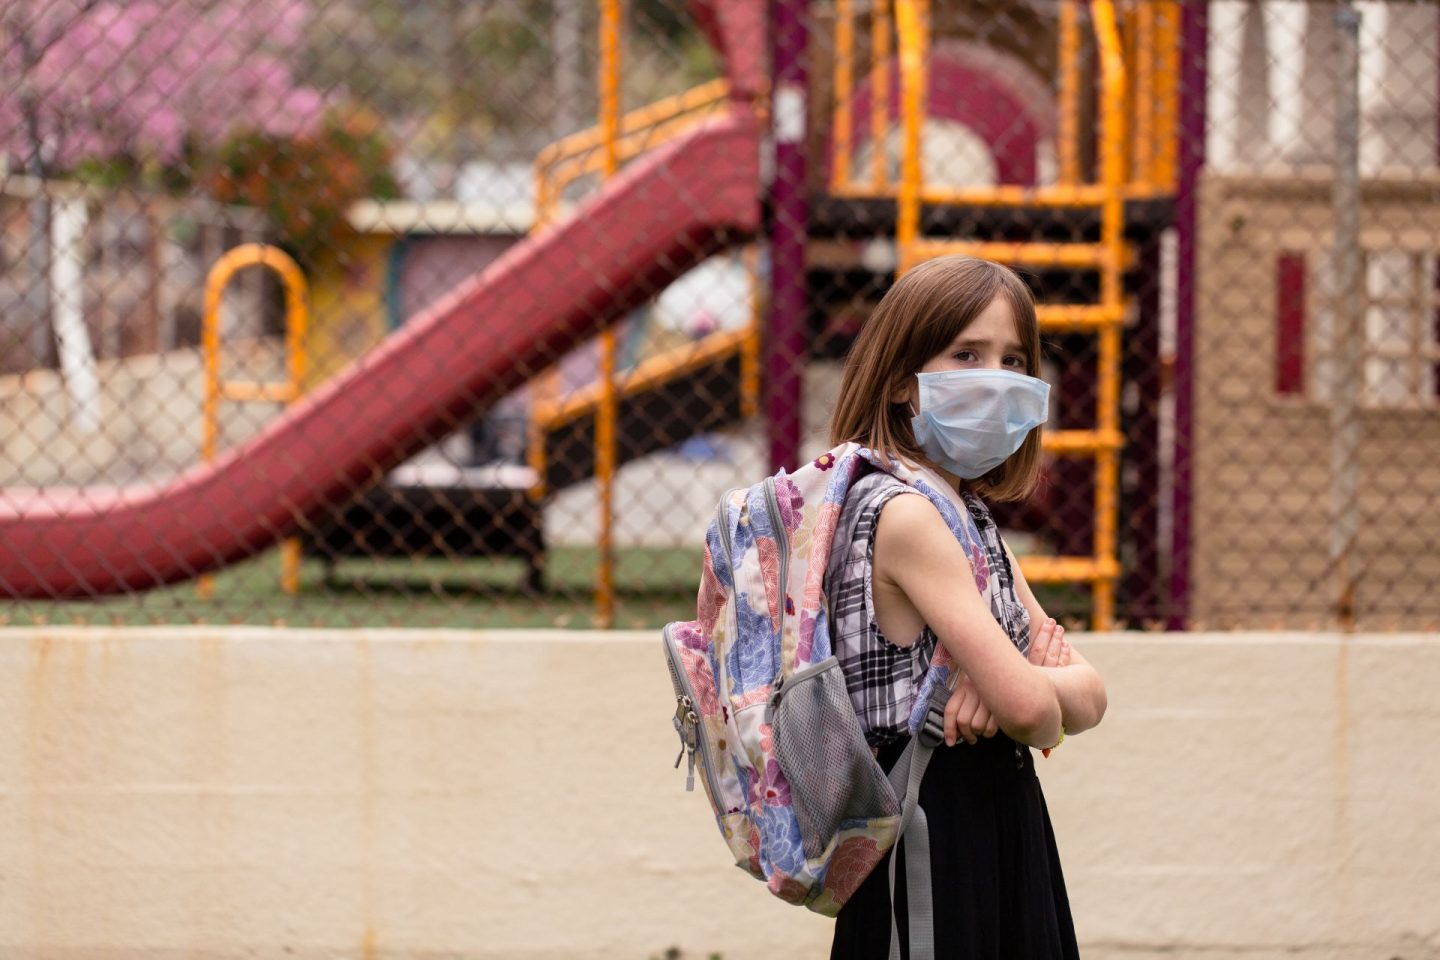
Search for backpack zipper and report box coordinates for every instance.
[662,623,724,802]
[713,488,738,575]
[761,477,791,643]
[764,654,840,724]
[710,488,741,715]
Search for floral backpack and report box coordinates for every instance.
[662,442,996,960]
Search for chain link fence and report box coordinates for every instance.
[1,0,1436,631]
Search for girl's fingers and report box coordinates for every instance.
[970,703,996,742]
[944,685,964,747]
[958,701,978,745]
[949,683,982,746]
[1058,637,1072,667]
[957,688,981,745]
[1029,617,1058,664]
[1044,625,1064,666]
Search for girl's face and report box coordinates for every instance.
[895,294,1028,410]
[919,294,1027,376]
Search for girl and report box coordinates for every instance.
[825,255,1107,959]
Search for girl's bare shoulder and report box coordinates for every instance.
[872,488,976,584]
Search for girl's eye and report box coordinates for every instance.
[953,350,977,362]
[1004,355,1025,368]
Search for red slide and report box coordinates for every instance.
[0,109,759,598]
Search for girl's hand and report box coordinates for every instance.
[1027,617,1071,668]
[944,673,999,746]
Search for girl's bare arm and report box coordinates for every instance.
[872,494,1063,748]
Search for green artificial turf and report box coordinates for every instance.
[5,545,1095,632]
[4,546,703,630]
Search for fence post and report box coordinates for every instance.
[1168,0,1207,630]
[595,0,622,628]
[766,0,809,473]
[1329,2,1362,630]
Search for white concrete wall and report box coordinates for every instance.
[1,628,1438,960]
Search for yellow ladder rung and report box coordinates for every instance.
[831,182,1179,205]
[533,328,751,431]
[918,185,1109,208]
[220,381,300,404]
[904,241,1131,271]
[1017,555,1122,583]
[1043,429,1125,455]
[1036,304,1126,331]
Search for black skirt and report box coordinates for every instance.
[830,732,1080,960]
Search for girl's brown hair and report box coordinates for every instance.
[828,255,1044,503]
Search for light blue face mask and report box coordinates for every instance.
[909,368,1050,480]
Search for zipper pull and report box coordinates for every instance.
[673,711,688,769]
[764,677,784,725]
[686,748,697,792]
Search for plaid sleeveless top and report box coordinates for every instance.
[823,470,1032,748]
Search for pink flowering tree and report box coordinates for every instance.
[1,0,326,177]
[1,0,338,367]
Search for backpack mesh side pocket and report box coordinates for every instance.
[770,657,901,860]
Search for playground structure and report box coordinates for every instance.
[0,0,1216,628]
[199,245,310,598]
[296,0,1184,629]
[2,1,1439,630]
[5,9,1440,957]
[0,0,766,613]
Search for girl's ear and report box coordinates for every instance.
[889,376,915,411]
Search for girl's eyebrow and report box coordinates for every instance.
[950,337,1025,353]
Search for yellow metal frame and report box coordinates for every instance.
[740,246,764,421]
[532,77,730,228]
[888,0,1136,628]
[526,78,733,502]
[833,0,855,187]
[533,327,755,432]
[870,0,893,192]
[893,0,928,259]
[593,0,622,628]
[831,0,1179,199]
[1089,0,1127,629]
[1146,1,1181,190]
[198,244,309,598]
[522,4,764,626]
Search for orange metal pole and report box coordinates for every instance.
[199,244,309,598]
[1090,0,1127,630]
[871,0,892,191]
[198,257,224,601]
[277,248,308,596]
[894,0,927,268]
[1151,1,1181,190]
[1135,0,1156,187]
[1093,0,1126,307]
[832,0,855,191]
[742,246,762,419]
[1119,0,1138,186]
[595,0,621,628]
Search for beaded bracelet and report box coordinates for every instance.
[1041,728,1066,759]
